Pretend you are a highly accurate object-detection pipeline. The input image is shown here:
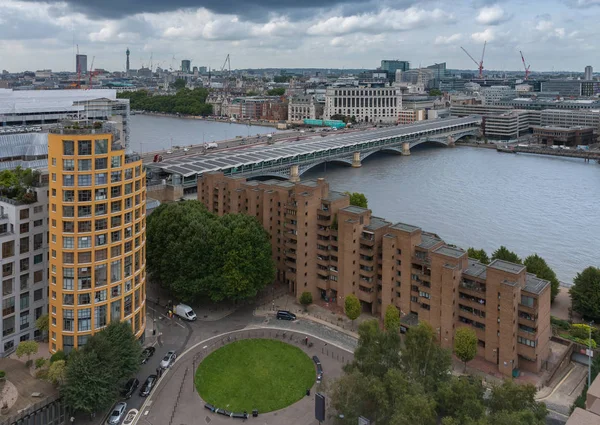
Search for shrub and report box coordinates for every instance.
[551,316,570,331]
[0,370,5,379]
[299,292,313,310]
[571,323,592,340]
[50,350,66,363]
[35,358,46,369]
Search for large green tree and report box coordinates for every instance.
[349,320,401,379]
[344,294,361,325]
[524,254,560,303]
[437,377,486,423]
[344,192,368,208]
[384,304,400,333]
[454,327,478,372]
[491,246,522,264]
[569,266,600,321]
[117,87,212,116]
[147,201,275,303]
[487,381,547,424]
[267,88,285,96]
[467,248,490,264]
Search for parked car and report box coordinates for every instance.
[174,304,197,321]
[312,356,323,383]
[139,375,158,397]
[160,350,177,369]
[140,347,156,364]
[107,402,127,424]
[120,378,139,399]
[276,310,296,321]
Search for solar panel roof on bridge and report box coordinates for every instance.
[147,116,480,177]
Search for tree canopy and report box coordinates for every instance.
[147,201,275,303]
[171,78,187,90]
[16,340,38,361]
[345,192,368,208]
[569,266,600,321]
[329,321,547,425]
[454,327,478,371]
[384,304,400,333]
[467,248,490,264]
[524,254,560,303]
[117,88,212,116]
[62,321,141,415]
[267,88,285,96]
[491,246,522,264]
[0,167,40,203]
[344,294,361,323]
[429,89,443,96]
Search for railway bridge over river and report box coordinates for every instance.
[146,116,482,187]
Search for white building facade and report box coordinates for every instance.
[0,184,49,356]
[287,94,324,123]
[324,86,402,124]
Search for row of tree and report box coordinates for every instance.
[147,201,275,303]
[117,86,212,116]
[467,246,561,302]
[329,320,547,425]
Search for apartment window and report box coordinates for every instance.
[124,197,132,209]
[95,305,107,329]
[95,264,107,286]
[2,241,15,258]
[63,237,74,249]
[63,336,74,354]
[63,309,74,331]
[77,335,89,347]
[111,186,121,198]
[111,284,122,298]
[419,291,430,299]
[63,252,75,264]
[124,295,132,316]
[33,219,43,227]
[20,257,29,271]
[124,241,132,253]
[63,190,75,202]
[78,293,91,305]
[20,274,29,290]
[125,168,133,180]
[78,174,92,186]
[63,221,74,233]
[78,236,92,249]
[124,227,132,239]
[33,288,43,302]
[3,316,15,337]
[78,251,92,263]
[95,233,107,246]
[19,223,29,234]
[95,188,107,200]
[111,155,121,168]
[2,263,13,278]
[63,174,75,187]
[111,201,122,213]
[111,260,122,282]
[111,216,122,227]
[63,140,75,155]
[111,300,121,321]
[33,233,43,250]
[63,206,75,218]
[63,268,74,290]
[517,336,536,347]
[33,254,42,264]
[78,190,92,202]
[95,289,107,302]
[95,173,108,185]
[95,157,107,170]
[63,293,74,306]
[3,278,14,296]
[20,293,29,310]
[78,140,92,155]
[78,221,92,232]
[95,139,108,154]
[78,267,92,290]
[124,183,132,195]
[410,296,418,303]
[111,230,121,243]
[95,248,108,261]
[125,279,132,292]
[33,270,43,283]
[521,295,535,308]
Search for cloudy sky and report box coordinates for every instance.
[1,0,598,73]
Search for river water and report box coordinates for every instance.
[132,116,600,282]
[129,114,278,153]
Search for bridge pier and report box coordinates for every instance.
[352,152,362,168]
[401,142,411,156]
[447,135,455,148]
[289,165,300,183]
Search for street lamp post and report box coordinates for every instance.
[589,321,595,388]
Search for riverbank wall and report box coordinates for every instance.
[132,111,282,128]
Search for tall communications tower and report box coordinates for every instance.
[126,48,130,74]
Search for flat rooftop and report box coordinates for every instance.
[324,191,347,202]
[488,259,526,275]
[524,273,550,295]
[390,222,421,233]
[433,245,465,259]
[365,217,391,232]
[565,408,600,425]
[418,233,443,250]
[341,205,369,215]
[464,260,487,279]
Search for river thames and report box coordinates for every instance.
[132,116,600,283]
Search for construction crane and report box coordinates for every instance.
[520,51,531,80]
[461,41,486,79]
[221,54,231,91]
[88,56,95,88]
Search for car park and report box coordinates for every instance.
[120,378,139,399]
[140,346,156,364]
[107,402,127,424]
[160,350,177,368]
[276,310,296,321]
[139,375,158,397]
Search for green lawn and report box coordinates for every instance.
[195,339,316,412]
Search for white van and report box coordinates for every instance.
[174,304,197,321]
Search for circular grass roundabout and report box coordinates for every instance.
[195,339,316,413]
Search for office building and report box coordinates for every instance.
[324,86,402,124]
[381,60,410,77]
[541,80,600,97]
[76,54,87,75]
[47,123,147,353]
[450,104,513,117]
[532,126,594,146]
[540,109,600,133]
[397,109,425,125]
[198,173,551,376]
[399,69,436,88]
[0,178,49,356]
[482,110,540,140]
[481,86,516,105]
[287,94,324,123]
[181,60,191,74]
[585,66,593,81]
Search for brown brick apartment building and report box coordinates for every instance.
[198,172,551,376]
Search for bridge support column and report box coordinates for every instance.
[352,152,362,168]
[401,142,411,156]
[447,135,455,148]
[289,165,300,183]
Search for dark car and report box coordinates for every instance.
[139,375,158,397]
[312,356,323,382]
[140,346,156,364]
[121,378,139,399]
[276,310,296,321]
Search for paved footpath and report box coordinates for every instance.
[135,326,352,425]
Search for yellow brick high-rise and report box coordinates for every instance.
[48,124,146,353]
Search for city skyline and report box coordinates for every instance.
[1,0,600,73]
